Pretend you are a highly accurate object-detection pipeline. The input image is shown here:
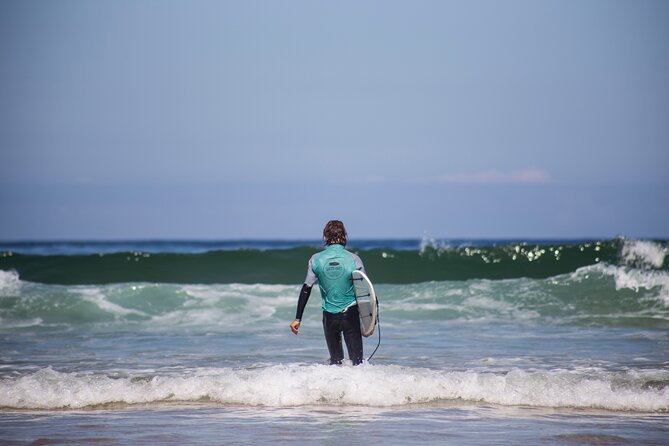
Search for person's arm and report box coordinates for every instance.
[352,252,366,274]
[291,255,318,335]
[290,284,312,334]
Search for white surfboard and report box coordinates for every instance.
[352,270,378,337]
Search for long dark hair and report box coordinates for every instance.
[323,220,347,245]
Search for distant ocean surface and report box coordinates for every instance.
[1,237,668,445]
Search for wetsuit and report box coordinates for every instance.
[295,243,365,365]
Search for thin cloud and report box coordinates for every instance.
[435,169,552,184]
[338,169,552,185]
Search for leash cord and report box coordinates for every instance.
[366,297,381,362]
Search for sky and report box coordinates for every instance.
[1,0,668,240]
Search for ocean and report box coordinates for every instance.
[0,237,668,445]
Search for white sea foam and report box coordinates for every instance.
[573,263,669,306]
[76,287,148,318]
[0,270,21,296]
[0,317,43,328]
[2,365,667,412]
[148,283,299,327]
[621,240,668,269]
[3,271,668,329]
[0,280,304,329]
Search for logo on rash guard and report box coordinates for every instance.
[324,261,344,279]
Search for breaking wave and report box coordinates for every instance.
[1,257,668,330]
[2,365,667,412]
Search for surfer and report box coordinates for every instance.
[290,220,365,365]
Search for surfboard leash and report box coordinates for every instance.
[366,296,381,362]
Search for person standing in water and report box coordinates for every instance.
[290,220,365,365]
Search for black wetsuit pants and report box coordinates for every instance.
[323,305,363,365]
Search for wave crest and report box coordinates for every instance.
[621,240,668,269]
[5,239,667,285]
[0,269,21,296]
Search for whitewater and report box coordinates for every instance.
[1,238,668,445]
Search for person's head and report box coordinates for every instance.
[323,220,348,246]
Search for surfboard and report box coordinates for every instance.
[352,270,378,337]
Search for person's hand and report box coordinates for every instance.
[290,320,301,335]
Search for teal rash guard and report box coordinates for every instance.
[295,244,365,319]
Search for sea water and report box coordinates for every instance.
[0,238,668,445]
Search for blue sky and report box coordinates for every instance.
[1,0,668,239]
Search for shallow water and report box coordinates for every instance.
[2,404,668,446]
